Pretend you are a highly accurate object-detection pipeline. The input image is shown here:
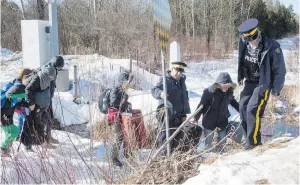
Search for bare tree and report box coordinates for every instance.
[36,0,46,20]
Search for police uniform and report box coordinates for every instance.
[237,18,286,149]
[151,61,191,153]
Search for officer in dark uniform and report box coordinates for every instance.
[237,18,286,150]
[151,61,191,153]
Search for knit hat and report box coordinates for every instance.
[17,68,33,80]
[50,56,64,69]
[118,72,130,84]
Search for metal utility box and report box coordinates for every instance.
[21,20,51,69]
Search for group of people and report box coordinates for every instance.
[106,18,286,168]
[0,56,65,156]
[1,18,286,168]
[151,18,286,154]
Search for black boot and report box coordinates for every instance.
[25,146,34,152]
[112,157,123,168]
[243,143,257,150]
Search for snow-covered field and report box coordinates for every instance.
[0,36,299,184]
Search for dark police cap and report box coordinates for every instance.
[238,18,259,34]
[171,62,187,72]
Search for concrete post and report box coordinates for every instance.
[49,0,59,57]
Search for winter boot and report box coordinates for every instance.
[243,143,257,150]
[112,157,123,168]
[25,146,35,152]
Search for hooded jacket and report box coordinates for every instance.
[238,34,286,95]
[194,72,239,130]
[151,70,191,120]
[25,65,56,108]
[109,72,130,111]
[5,79,29,110]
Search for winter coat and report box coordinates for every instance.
[6,79,29,110]
[194,72,239,130]
[238,34,286,96]
[34,57,63,98]
[151,71,191,120]
[25,74,51,109]
[109,86,130,111]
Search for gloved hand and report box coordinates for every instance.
[189,117,197,124]
[160,91,168,99]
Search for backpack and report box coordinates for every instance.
[1,82,15,109]
[1,81,25,110]
[98,89,111,114]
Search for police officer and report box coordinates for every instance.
[237,18,286,150]
[151,61,191,153]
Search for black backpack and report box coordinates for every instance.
[98,89,111,114]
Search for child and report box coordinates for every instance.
[1,105,19,156]
[191,72,239,150]
[6,68,33,151]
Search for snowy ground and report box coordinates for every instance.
[184,137,299,185]
[0,35,299,184]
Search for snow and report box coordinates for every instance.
[294,105,300,113]
[1,48,14,57]
[0,36,299,184]
[184,137,299,185]
[0,130,107,184]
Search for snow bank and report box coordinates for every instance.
[184,137,299,185]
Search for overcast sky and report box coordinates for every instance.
[279,0,299,15]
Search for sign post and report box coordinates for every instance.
[151,0,172,156]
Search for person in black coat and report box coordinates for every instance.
[25,60,63,148]
[191,72,239,149]
[151,61,191,153]
[237,19,286,149]
[108,71,132,167]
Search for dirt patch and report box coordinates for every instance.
[62,123,90,138]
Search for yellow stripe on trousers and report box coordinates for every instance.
[254,90,269,144]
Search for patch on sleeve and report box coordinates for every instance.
[275,48,281,54]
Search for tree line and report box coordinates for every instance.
[1,0,298,67]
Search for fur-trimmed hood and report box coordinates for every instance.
[210,72,237,92]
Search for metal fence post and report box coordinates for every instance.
[73,65,78,98]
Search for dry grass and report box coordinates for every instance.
[92,119,112,141]
[263,84,299,124]
[281,114,299,124]
[255,178,270,185]
[201,155,218,165]
[256,142,288,152]
[133,153,200,184]
[280,85,300,107]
